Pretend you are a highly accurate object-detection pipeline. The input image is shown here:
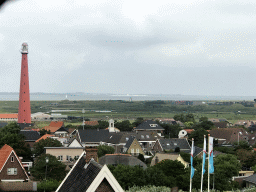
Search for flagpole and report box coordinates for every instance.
[208,134,210,192]
[200,135,206,192]
[190,138,194,192]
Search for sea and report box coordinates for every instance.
[0,93,255,101]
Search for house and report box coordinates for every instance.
[213,122,228,129]
[152,138,190,153]
[150,153,189,168]
[120,131,161,152]
[67,138,83,148]
[83,121,99,126]
[54,127,69,137]
[0,114,18,122]
[99,154,147,169]
[31,112,51,121]
[210,128,249,145]
[105,133,124,153]
[123,136,144,156]
[75,129,111,147]
[45,147,84,169]
[134,120,165,136]
[20,130,41,149]
[0,122,8,128]
[243,174,256,188]
[56,147,124,192]
[0,144,29,182]
[35,134,54,143]
[43,121,64,134]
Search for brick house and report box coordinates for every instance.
[123,136,144,156]
[0,144,29,182]
[56,147,124,192]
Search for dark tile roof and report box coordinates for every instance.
[78,129,110,143]
[244,174,256,184]
[134,120,164,130]
[124,136,136,149]
[105,133,123,144]
[20,130,40,141]
[159,138,191,151]
[58,155,102,192]
[210,128,249,144]
[99,154,147,169]
[213,122,227,128]
[55,127,68,132]
[119,131,160,143]
[18,123,34,130]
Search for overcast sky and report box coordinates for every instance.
[1,0,256,96]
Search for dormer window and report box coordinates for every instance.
[146,135,149,138]
[150,124,158,127]
[174,143,177,146]
[141,135,144,139]
[11,156,14,162]
[126,137,129,141]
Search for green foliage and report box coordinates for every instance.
[161,123,181,138]
[174,113,195,123]
[115,120,133,131]
[37,180,61,192]
[30,154,67,181]
[188,129,209,145]
[132,117,144,127]
[137,153,145,162]
[213,154,241,191]
[236,149,256,169]
[214,146,235,155]
[193,120,214,130]
[33,138,62,157]
[0,122,32,160]
[199,116,208,122]
[97,145,115,158]
[234,140,252,151]
[126,185,172,192]
[39,128,51,136]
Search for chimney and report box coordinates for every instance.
[85,147,98,163]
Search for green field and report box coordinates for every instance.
[0,100,256,123]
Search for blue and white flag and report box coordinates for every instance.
[202,136,206,175]
[191,139,195,179]
[209,136,214,173]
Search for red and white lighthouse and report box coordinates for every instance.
[18,43,31,124]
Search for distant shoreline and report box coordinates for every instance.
[0,92,255,101]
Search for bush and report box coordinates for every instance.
[126,185,172,192]
[37,180,61,192]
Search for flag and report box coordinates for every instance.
[209,136,214,173]
[191,139,195,178]
[202,136,206,175]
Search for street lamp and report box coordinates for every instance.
[44,156,49,192]
[82,109,85,130]
[238,131,242,145]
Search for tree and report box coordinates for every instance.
[132,117,144,127]
[236,149,256,169]
[33,138,62,157]
[161,123,181,138]
[39,129,51,136]
[173,113,195,123]
[0,122,32,160]
[214,154,241,191]
[137,153,145,162]
[115,120,133,131]
[97,145,115,158]
[30,154,66,181]
[188,128,209,145]
[199,116,208,122]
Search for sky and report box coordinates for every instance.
[1,0,256,96]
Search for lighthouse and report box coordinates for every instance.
[18,43,31,124]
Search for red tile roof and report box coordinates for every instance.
[0,144,13,171]
[43,121,64,133]
[84,121,99,126]
[49,121,64,127]
[36,134,54,142]
[0,114,18,119]
[184,129,194,134]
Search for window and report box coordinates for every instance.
[7,168,17,175]
[136,149,139,154]
[174,143,177,146]
[58,155,63,161]
[149,142,152,147]
[11,156,14,162]
[131,148,134,154]
[146,135,149,138]
[66,155,69,161]
[126,137,129,141]
[141,135,144,139]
